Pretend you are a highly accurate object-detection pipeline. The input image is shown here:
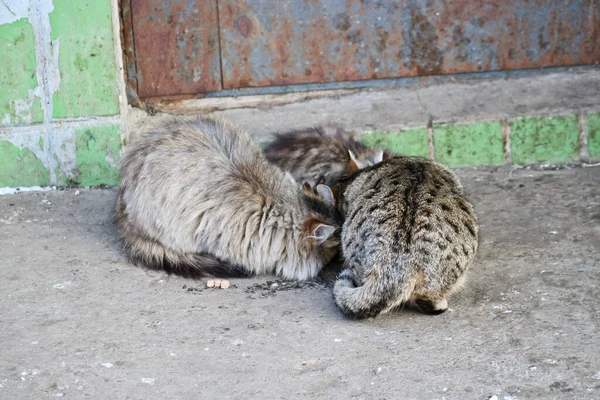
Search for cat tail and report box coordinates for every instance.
[124,234,251,279]
[333,263,417,319]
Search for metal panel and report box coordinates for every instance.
[130,0,222,98]
[218,0,600,89]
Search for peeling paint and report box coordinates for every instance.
[0,16,43,125]
[0,0,125,188]
[0,0,28,25]
[0,121,122,187]
[104,150,118,169]
[28,0,61,182]
[50,0,119,118]
[0,140,50,187]
[13,88,42,124]
[49,126,77,185]
[29,0,60,122]
[0,1,59,126]
[0,0,61,159]
[0,129,48,170]
[74,125,121,186]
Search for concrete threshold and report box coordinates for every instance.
[125,66,600,144]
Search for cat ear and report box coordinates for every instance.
[309,222,337,245]
[346,150,362,174]
[301,181,314,195]
[316,184,335,206]
[373,149,384,164]
[321,237,340,248]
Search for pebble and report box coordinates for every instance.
[206,280,215,288]
[220,280,231,289]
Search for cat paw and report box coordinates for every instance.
[415,298,448,315]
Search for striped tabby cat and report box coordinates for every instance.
[116,116,340,280]
[333,156,479,318]
[264,125,387,188]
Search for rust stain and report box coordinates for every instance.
[236,16,252,37]
[452,25,470,63]
[119,0,141,107]
[403,2,443,76]
[333,13,351,31]
[122,0,600,100]
[220,0,600,89]
[218,2,255,90]
[129,0,222,98]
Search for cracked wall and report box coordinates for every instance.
[0,0,122,188]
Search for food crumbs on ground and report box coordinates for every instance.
[244,279,325,297]
[207,279,215,288]
[220,280,231,289]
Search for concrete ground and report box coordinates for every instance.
[0,165,599,399]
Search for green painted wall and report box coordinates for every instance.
[75,125,120,186]
[434,122,504,167]
[50,0,119,118]
[0,140,50,186]
[588,113,600,160]
[357,115,595,168]
[362,128,429,158]
[0,0,122,188]
[510,116,579,164]
[0,18,43,125]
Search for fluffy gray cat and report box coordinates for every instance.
[333,156,479,318]
[116,116,340,280]
[264,125,388,188]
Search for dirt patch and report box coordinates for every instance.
[245,279,328,297]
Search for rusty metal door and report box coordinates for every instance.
[123,0,222,99]
[120,0,600,104]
